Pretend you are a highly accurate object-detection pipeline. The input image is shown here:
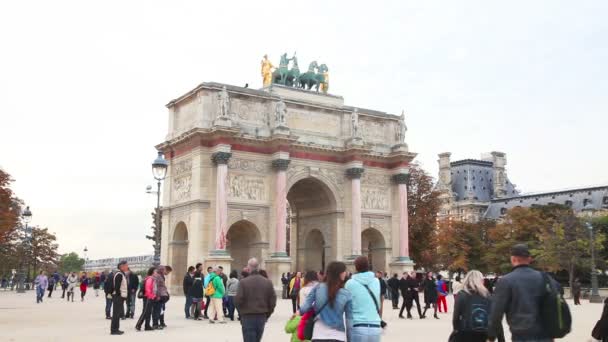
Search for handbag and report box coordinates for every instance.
[362,284,387,329]
[298,300,329,340]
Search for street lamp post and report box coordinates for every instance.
[151,151,168,265]
[583,202,603,303]
[16,206,32,293]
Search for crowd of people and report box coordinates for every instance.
[15,243,608,341]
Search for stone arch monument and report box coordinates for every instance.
[157,81,416,290]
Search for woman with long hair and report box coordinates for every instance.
[299,262,353,342]
[451,270,504,342]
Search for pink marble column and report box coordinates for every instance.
[393,173,410,259]
[398,183,409,257]
[272,159,290,257]
[347,167,364,256]
[212,152,231,250]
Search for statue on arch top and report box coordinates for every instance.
[218,86,230,118]
[351,108,359,138]
[275,98,287,127]
[261,54,275,87]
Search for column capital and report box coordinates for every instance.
[211,152,232,165]
[346,167,364,179]
[392,173,410,184]
[271,159,291,171]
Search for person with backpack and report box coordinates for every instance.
[60,273,68,299]
[79,272,89,302]
[183,266,195,319]
[289,272,303,314]
[450,270,504,342]
[136,267,158,331]
[344,256,383,342]
[103,271,114,319]
[487,244,569,342]
[203,266,213,319]
[189,270,205,320]
[93,272,101,297]
[436,274,448,313]
[206,265,226,324]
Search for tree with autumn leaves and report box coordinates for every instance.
[406,164,441,270]
[0,169,59,278]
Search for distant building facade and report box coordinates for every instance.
[84,255,154,273]
[437,152,608,222]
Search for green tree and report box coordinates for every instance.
[407,164,441,270]
[58,252,85,273]
[25,227,59,276]
[436,219,489,274]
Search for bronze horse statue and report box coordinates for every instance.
[298,62,328,92]
[273,54,300,86]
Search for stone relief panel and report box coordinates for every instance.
[359,118,394,144]
[228,174,267,201]
[172,159,193,202]
[287,109,340,136]
[228,158,270,174]
[361,172,390,187]
[230,98,270,125]
[362,186,390,211]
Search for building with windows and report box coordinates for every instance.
[436,152,608,222]
[84,255,154,273]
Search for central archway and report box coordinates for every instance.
[226,220,262,271]
[362,227,387,272]
[287,176,338,272]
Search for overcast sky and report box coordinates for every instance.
[1,1,606,259]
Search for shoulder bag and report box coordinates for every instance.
[362,284,387,329]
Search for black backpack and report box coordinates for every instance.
[461,292,490,333]
[539,272,571,338]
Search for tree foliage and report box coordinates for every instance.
[407,164,441,270]
[0,169,21,244]
[59,252,85,273]
[436,219,490,273]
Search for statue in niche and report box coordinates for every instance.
[351,108,359,138]
[218,86,230,118]
[275,98,287,126]
[396,109,407,143]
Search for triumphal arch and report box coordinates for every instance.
[158,54,416,291]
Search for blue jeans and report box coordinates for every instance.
[184,295,193,318]
[241,314,267,342]
[105,296,113,317]
[36,286,45,303]
[227,296,236,320]
[350,326,382,342]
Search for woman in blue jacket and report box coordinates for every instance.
[299,261,353,342]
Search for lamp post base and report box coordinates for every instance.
[590,294,603,303]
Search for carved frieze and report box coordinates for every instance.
[172,159,192,202]
[230,98,269,124]
[362,186,390,210]
[362,172,390,187]
[359,118,390,143]
[228,174,266,201]
[228,158,269,173]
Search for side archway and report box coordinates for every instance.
[226,220,262,271]
[362,227,387,272]
[169,222,189,292]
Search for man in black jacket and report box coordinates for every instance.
[103,271,113,319]
[387,273,400,309]
[183,266,195,319]
[487,244,557,342]
[126,269,139,319]
[110,260,129,335]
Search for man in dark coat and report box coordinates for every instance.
[126,269,139,318]
[183,266,195,319]
[110,261,129,335]
[387,273,400,309]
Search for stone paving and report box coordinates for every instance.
[0,290,602,341]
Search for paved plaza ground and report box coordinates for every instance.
[0,290,602,341]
